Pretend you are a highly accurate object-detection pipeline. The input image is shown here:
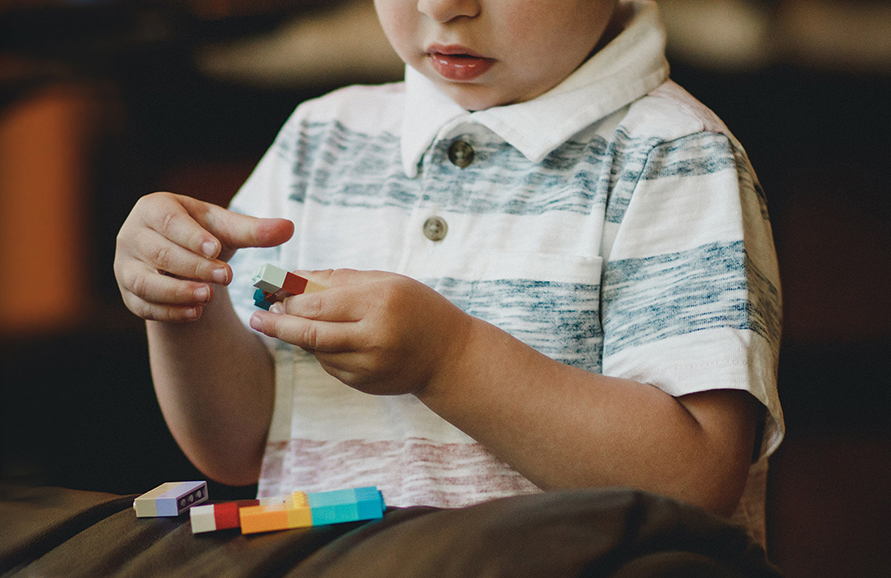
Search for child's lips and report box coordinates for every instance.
[426,45,495,81]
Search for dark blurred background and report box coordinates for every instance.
[1,1,889,577]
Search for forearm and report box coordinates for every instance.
[416,318,758,516]
[147,286,275,486]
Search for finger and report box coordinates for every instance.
[121,292,205,323]
[137,193,225,261]
[276,289,365,323]
[179,196,294,257]
[130,226,230,285]
[295,268,388,288]
[121,261,214,306]
[275,269,394,322]
[249,310,359,353]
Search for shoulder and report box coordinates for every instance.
[618,80,733,143]
[282,81,406,136]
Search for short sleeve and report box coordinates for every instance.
[600,131,784,458]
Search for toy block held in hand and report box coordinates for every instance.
[251,263,326,310]
[133,481,208,517]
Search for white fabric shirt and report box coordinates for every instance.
[227,0,784,544]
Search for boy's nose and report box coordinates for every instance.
[417,0,481,23]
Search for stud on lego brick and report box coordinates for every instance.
[134,481,208,517]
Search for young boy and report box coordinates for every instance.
[114,0,783,544]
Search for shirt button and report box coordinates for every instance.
[423,216,448,241]
[447,140,474,168]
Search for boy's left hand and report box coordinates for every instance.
[249,270,473,396]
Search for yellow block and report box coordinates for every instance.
[240,492,312,534]
[287,492,313,528]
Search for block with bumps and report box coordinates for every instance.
[187,486,386,535]
[239,492,313,534]
[251,263,326,310]
[133,481,208,518]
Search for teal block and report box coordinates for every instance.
[307,487,384,526]
[308,488,355,507]
[354,487,385,520]
[253,288,273,310]
[309,490,359,525]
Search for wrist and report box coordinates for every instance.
[413,313,487,407]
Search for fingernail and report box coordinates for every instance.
[202,241,217,257]
[270,302,284,314]
[194,286,210,302]
[249,313,262,330]
[212,268,228,284]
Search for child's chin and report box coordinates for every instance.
[440,84,510,112]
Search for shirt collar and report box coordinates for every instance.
[400,0,669,177]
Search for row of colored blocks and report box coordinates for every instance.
[252,263,326,310]
[190,486,385,534]
[132,481,385,535]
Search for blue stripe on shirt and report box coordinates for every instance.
[283,122,755,220]
[602,240,781,356]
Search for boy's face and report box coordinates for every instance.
[375,0,618,111]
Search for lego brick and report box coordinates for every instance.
[303,279,327,294]
[281,271,309,295]
[190,500,261,534]
[188,487,387,535]
[239,492,312,535]
[189,504,217,534]
[251,264,327,310]
[354,486,387,520]
[306,486,385,526]
[133,481,208,518]
[253,288,273,310]
[251,264,288,294]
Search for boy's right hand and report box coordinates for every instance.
[114,192,294,322]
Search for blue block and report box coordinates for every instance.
[252,291,271,310]
[307,487,384,526]
[354,487,386,520]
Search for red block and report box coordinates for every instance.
[215,500,260,530]
[282,272,309,295]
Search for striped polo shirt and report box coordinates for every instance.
[227,0,783,543]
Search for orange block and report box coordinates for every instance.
[239,492,312,534]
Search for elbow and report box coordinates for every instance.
[183,445,264,489]
[197,461,261,489]
[672,456,751,519]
